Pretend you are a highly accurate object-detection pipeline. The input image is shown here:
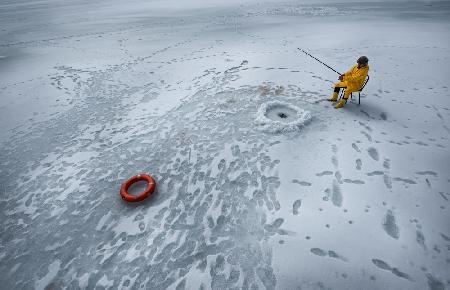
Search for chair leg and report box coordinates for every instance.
[350,93,353,99]
[358,92,361,105]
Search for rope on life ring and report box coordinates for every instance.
[120,174,156,202]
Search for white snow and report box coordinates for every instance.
[1,0,449,289]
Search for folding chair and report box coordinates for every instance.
[338,75,370,105]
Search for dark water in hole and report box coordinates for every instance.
[127,180,149,195]
[266,106,297,123]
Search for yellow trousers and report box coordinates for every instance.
[334,81,354,99]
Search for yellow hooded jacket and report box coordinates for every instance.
[342,64,369,92]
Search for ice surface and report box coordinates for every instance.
[1,0,450,289]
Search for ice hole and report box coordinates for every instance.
[255,101,311,133]
[127,180,149,196]
[265,106,298,123]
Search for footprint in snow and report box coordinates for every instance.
[367,147,379,161]
[316,171,333,177]
[343,179,365,185]
[293,199,302,215]
[292,179,311,186]
[382,209,399,239]
[352,143,361,153]
[383,174,392,189]
[361,131,372,142]
[359,121,372,132]
[383,159,390,169]
[334,171,342,183]
[393,177,417,184]
[311,248,348,262]
[332,180,343,207]
[356,159,362,170]
[331,156,338,167]
[366,171,383,176]
[371,259,412,281]
[438,192,448,201]
[331,144,338,153]
[416,230,427,251]
[415,171,437,177]
[264,218,287,235]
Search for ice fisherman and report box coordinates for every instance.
[329,56,369,109]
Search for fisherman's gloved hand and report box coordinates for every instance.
[339,74,344,81]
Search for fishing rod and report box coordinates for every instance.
[297,48,341,76]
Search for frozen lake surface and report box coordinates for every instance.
[1,0,450,289]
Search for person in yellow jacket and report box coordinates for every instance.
[329,56,369,108]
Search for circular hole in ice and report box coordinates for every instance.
[127,180,149,196]
[266,106,298,123]
[255,101,311,133]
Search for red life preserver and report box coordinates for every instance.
[120,174,156,202]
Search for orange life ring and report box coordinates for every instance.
[120,174,156,202]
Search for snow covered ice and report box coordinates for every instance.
[1,0,450,289]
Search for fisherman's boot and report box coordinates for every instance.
[328,92,339,102]
[334,98,347,109]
